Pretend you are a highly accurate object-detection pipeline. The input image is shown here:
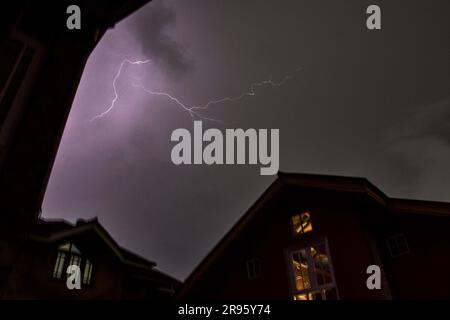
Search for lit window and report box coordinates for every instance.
[292,211,313,235]
[52,242,93,285]
[59,242,81,255]
[83,259,93,285]
[386,234,409,257]
[289,240,337,300]
[52,251,66,279]
[246,258,262,280]
[293,288,337,300]
[292,249,311,290]
[69,254,81,268]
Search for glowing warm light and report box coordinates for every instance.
[292,211,313,235]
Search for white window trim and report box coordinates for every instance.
[285,238,339,300]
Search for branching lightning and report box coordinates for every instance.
[90,58,301,123]
[130,83,224,123]
[190,68,302,113]
[89,59,150,122]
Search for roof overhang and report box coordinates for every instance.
[30,221,156,270]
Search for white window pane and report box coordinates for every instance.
[53,251,66,278]
[83,260,93,285]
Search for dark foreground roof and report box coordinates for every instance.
[32,217,157,270]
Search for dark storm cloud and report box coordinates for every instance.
[387,99,450,144]
[385,99,450,201]
[43,0,450,280]
[125,1,191,77]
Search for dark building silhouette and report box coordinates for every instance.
[178,172,450,300]
[6,217,180,299]
[0,0,152,233]
[2,1,449,302]
[0,1,183,299]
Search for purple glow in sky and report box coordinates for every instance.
[43,0,450,280]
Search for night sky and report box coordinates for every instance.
[42,0,450,280]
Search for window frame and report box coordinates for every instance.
[246,258,262,280]
[51,242,95,286]
[285,238,339,300]
[52,251,66,279]
[82,259,94,285]
[291,210,313,236]
[386,233,409,258]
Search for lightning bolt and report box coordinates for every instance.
[130,83,224,123]
[90,58,301,123]
[190,68,302,113]
[89,59,150,122]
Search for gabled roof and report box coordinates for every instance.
[278,171,389,205]
[31,217,156,270]
[177,172,450,297]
